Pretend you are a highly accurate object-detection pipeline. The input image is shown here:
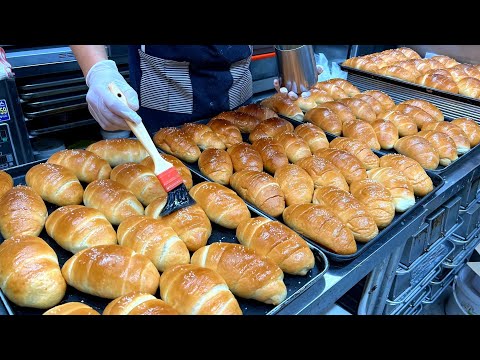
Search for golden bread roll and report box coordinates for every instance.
[45,205,117,254]
[293,122,329,152]
[43,302,100,315]
[379,154,433,196]
[191,242,287,305]
[274,132,312,163]
[47,149,112,183]
[353,93,384,115]
[226,142,263,172]
[393,135,440,170]
[312,186,378,242]
[283,203,357,255]
[237,103,278,121]
[312,81,349,99]
[153,127,201,163]
[189,181,250,229]
[236,216,315,275]
[140,154,193,190]
[260,93,304,122]
[251,137,289,174]
[416,130,458,166]
[379,65,419,82]
[86,138,149,167]
[309,88,334,104]
[25,163,83,206]
[336,98,377,123]
[325,78,361,97]
[294,93,318,112]
[181,122,226,150]
[198,148,233,185]
[160,264,242,315]
[342,119,381,150]
[103,292,178,315]
[394,104,436,129]
[0,235,66,309]
[416,71,459,94]
[62,244,159,299]
[370,119,399,150]
[395,60,424,78]
[206,118,243,148]
[363,90,395,111]
[422,121,470,154]
[367,167,415,212]
[212,110,262,133]
[448,65,480,82]
[400,99,444,122]
[230,170,285,217]
[0,185,47,239]
[451,118,480,147]
[296,155,349,191]
[314,148,367,185]
[303,106,343,135]
[0,170,13,199]
[248,117,294,143]
[329,137,380,170]
[274,164,314,205]
[397,47,421,59]
[378,110,418,137]
[83,179,144,225]
[457,77,480,98]
[431,55,460,68]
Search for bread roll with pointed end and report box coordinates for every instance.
[370,119,399,150]
[274,132,312,163]
[236,217,314,275]
[260,93,303,122]
[45,205,117,254]
[349,179,395,229]
[378,110,418,136]
[251,137,289,174]
[296,155,349,191]
[0,236,66,309]
[212,111,261,133]
[367,167,415,212]
[329,137,380,170]
[294,94,318,111]
[206,118,243,148]
[86,139,149,167]
[181,123,226,150]
[160,264,242,315]
[398,47,421,59]
[451,118,480,147]
[154,204,211,252]
[226,142,263,172]
[395,60,424,78]
[153,127,201,163]
[230,170,285,217]
[400,100,444,122]
[274,164,314,205]
[103,292,178,315]
[304,107,343,135]
[249,117,294,143]
[393,135,440,170]
[283,203,356,255]
[117,216,189,272]
[198,148,233,185]
[43,302,100,315]
[189,182,250,229]
[336,98,377,123]
[314,148,367,185]
[0,185,47,239]
[379,154,433,196]
[309,88,334,104]
[306,101,356,134]
[312,186,378,242]
[431,55,459,68]
[141,154,193,190]
[0,170,13,199]
[422,122,470,155]
[394,104,436,129]
[416,71,459,94]
[83,179,144,225]
[416,130,458,166]
[294,122,329,152]
[62,244,159,299]
[457,77,480,98]
[379,65,419,82]
[110,163,166,206]
[325,78,361,97]
[237,103,278,121]
[353,93,384,115]
[191,243,287,305]
[25,163,83,206]
[313,82,349,99]
[47,149,112,183]
[449,65,480,82]
[363,90,395,111]
[342,119,381,150]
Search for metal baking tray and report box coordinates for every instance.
[0,160,329,316]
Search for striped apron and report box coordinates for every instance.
[128,45,253,134]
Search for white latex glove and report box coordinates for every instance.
[85,59,141,131]
[273,64,324,100]
[0,47,14,79]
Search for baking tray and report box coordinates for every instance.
[0,160,329,316]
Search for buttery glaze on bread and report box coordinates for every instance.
[230,170,285,217]
[45,205,117,254]
[303,107,343,135]
[394,104,436,129]
[25,163,84,206]
[0,236,66,309]
[0,185,47,239]
[336,98,377,123]
[212,110,261,133]
[206,118,243,148]
[160,264,242,315]
[237,103,278,121]
[117,215,190,272]
[451,118,480,147]
[353,93,385,115]
[393,135,440,170]
[191,242,287,305]
[457,77,480,98]
[47,149,112,183]
[251,137,289,174]
[313,81,349,100]
[181,123,226,150]
[422,121,471,155]
[274,164,314,205]
[83,179,144,225]
[416,71,459,94]
[363,90,395,110]
[189,181,251,229]
[325,78,361,97]
[416,130,458,166]
[283,203,357,255]
[329,137,379,170]
[236,217,315,275]
[294,94,318,112]
[400,99,444,122]
[103,292,178,315]
[62,244,159,299]
[312,186,378,242]
[294,122,329,152]
[141,154,193,190]
[0,170,13,199]
[313,148,368,185]
[226,142,263,172]
[260,93,304,122]
[153,127,201,163]
[43,302,100,315]
[377,110,418,137]
[86,139,149,167]
[296,155,349,191]
[198,148,233,185]
[274,132,312,163]
[342,119,381,150]
[110,163,166,206]
[370,120,399,150]
[248,117,294,143]
[309,88,334,104]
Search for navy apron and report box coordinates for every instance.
[128,45,253,134]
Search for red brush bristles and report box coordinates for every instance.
[157,167,183,192]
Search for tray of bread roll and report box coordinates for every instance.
[151,104,445,262]
[0,153,329,315]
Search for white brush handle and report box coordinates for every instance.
[107,82,172,175]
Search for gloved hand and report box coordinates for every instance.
[273,64,324,100]
[0,47,14,79]
[85,59,141,131]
